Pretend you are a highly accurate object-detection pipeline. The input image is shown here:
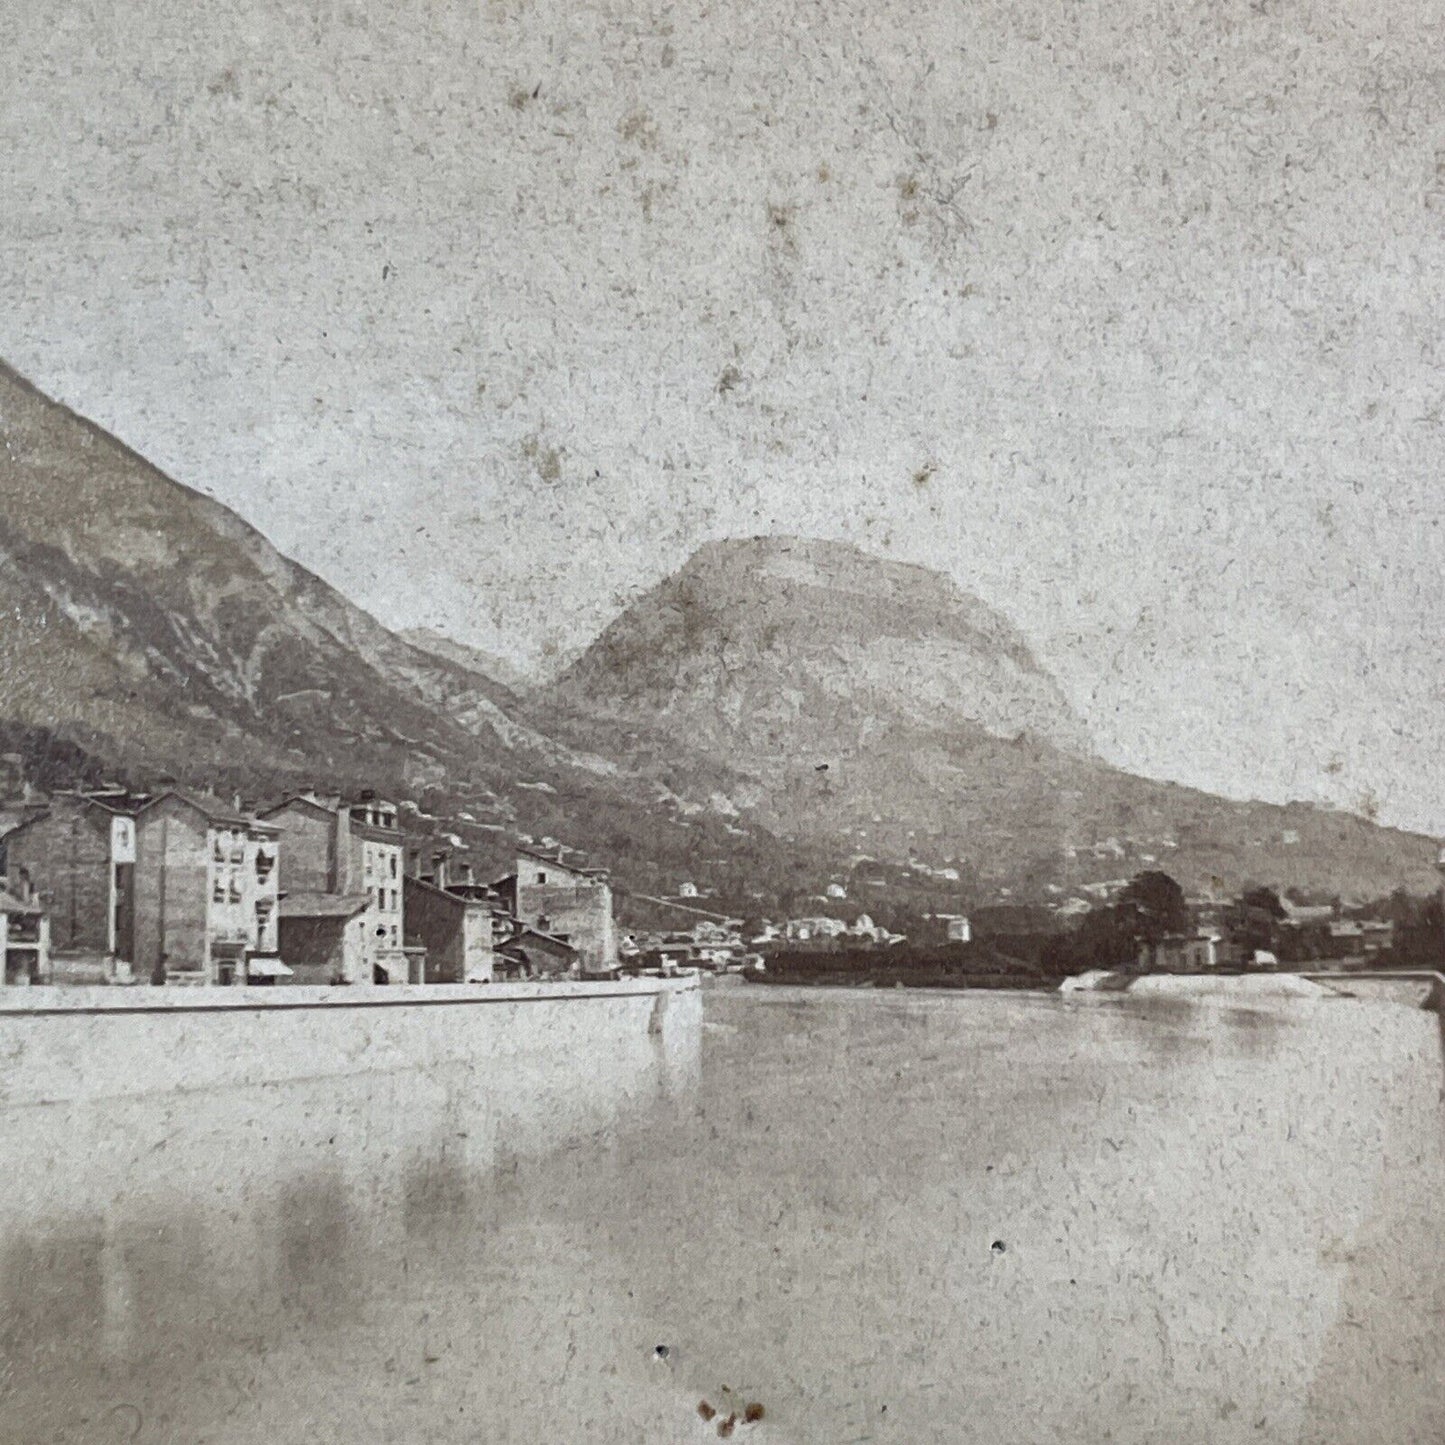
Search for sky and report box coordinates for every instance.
[3,0,1445,833]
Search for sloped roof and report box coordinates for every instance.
[496,925,577,957]
[517,845,608,878]
[405,874,498,909]
[140,789,274,830]
[279,891,371,920]
[259,794,338,824]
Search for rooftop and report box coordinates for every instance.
[278,891,371,920]
[517,843,608,878]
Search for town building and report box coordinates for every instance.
[784,916,849,943]
[494,925,578,979]
[0,882,50,985]
[492,844,617,976]
[404,873,495,983]
[131,793,284,986]
[276,893,371,986]
[2,789,282,985]
[1326,918,1394,958]
[936,913,973,943]
[261,793,410,983]
[1137,933,1221,971]
[1,792,137,983]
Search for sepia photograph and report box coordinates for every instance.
[2,0,1444,1440]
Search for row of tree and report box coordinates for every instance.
[1044,872,1445,973]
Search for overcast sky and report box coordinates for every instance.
[3,0,1444,832]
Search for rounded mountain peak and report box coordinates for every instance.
[553,534,1095,759]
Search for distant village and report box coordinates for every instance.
[0,783,1439,989]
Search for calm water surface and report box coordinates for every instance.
[2,985,1442,1444]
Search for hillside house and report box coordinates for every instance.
[935,914,973,943]
[784,916,849,943]
[492,844,617,976]
[261,793,409,983]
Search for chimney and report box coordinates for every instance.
[432,852,450,890]
[458,860,474,886]
[332,805,352,891]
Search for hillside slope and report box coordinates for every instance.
[398,627,534,695]
[0,361,797,895]
[542,537,1439,899]
[552,536,1093,760]
[3,362,1434,908]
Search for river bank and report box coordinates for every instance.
[0,976,701,1106]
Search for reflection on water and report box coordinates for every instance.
[0,988,1441,1444]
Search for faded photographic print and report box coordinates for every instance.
[2,1,1444,1441]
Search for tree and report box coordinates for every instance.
[1117,871,1190,945]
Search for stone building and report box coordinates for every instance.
[1,792,136,982]
[2,790,283,985]
[131,793,283,985]
[261,792,409,983]
[276,892,370,986]
[492,844,617,976]
[403,873,495,983]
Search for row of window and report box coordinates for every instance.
[363,847,401,882]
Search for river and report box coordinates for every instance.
[1,984,1441,1443]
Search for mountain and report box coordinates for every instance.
[0,361,798,896]
[542,537,1441,900]
[1,360,1436,911]
[551,537,1092,759]
[398,627,534,695]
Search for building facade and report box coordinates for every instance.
[261,794,407,983]
[3,791,283,984]
[499,846,617,976]
[0,884,50,985]
[131,794,283,985]
[404,874,495,983]
[1137,933,1221,971]
[3,793,137,983]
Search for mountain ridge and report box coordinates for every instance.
[0,359,803,898]
[2,360,1438,907]
[549,534,1095,761]
[541,534,1440,900]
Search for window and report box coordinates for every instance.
[536,871,547,884]
[389,853,398,879]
